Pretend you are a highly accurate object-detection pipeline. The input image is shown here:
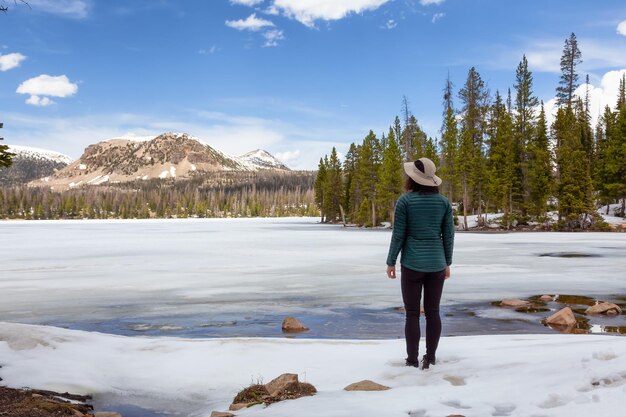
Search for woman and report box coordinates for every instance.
[386,157,455,370]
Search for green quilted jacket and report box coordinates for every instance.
[386,192,455,272]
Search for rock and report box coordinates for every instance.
[229,402,256,411]
[265,373,299,397]
[210,412,235,417]
[545,307,577,327]
[447,415,466,417]
[539,295,553,301]
[500,298,531,307]
[95,413,122,417]
[585,302,622,316]
[281,316,309,332]
[343,380,390,391]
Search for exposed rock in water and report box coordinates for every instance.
[343,380,391,391]
[95,412,122,417]
[585,302,622,316]
[545,307,577,331]
[539,295,554,301]
[500,299,531,308]
[281,316,309,332]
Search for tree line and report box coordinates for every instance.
[0,172,317,220]
[315,33,626,230]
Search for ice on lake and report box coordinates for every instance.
[1,217,625,338]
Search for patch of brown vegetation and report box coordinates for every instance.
[0,386,93,417]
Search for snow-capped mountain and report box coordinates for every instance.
[29,133,289,189]
[239,149,289,171]
[0,145,74,186]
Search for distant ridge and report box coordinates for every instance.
[28,132,290,189]
[0,145,73,186]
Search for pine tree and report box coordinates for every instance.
[553,106,594,228]
[324,147,343,222]
[439,76,459,202]
[458,66,490,228]
[355,130,382,226]
[424,137,438,163]
[314,157,327,222]
[526,102,552,218]
[0,123,15,168]
[487,91,519,227]
[513,55,538,216]
[376,127,403,226]
[556,32,582,108]
[342,143,357,221]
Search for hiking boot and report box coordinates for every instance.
[405,358,419,367]
[421,355,436,370]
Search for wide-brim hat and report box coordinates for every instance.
[403,157,442,187]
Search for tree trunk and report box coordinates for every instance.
[622,198,625,218]
[463,182,468,230]
[339,204,346,226]
[371,200,377,227]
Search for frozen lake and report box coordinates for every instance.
[1,217,625,338]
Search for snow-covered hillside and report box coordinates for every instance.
[239,149,289,170]
[7,144,73,165]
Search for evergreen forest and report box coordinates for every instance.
[315,33,626,230]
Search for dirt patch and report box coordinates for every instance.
[0,386,93,417]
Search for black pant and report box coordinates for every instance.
[401,266,445,362]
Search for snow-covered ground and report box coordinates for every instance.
[0,322,625,417]
[1,218,625,415]
[598,203,626,226]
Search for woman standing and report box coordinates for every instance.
[386,157,455,370]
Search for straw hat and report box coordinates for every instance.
[403,157,442,187]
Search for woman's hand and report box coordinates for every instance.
[387,265,396,279]
[445,265,451,279]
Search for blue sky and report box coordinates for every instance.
[1,0,626,169]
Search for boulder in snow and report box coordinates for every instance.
[265,373,299,397]
[210,412,235,417]
[344,380,390,391]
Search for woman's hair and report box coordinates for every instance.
[404,175,439,194]
[404,159,440,193]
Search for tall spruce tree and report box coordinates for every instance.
[556,32,582,108]
[486,91,514,223]
[323,147,343,222]
[526,102,552,217]
[377,127,404,226]
[342,143,357,220]
[355,130,382,226]
[458,66,490,228]
[513,55,538,215]
[314,157,327,222]
[439,76,459,201]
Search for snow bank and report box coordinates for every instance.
[0,322,624,417]
[598,203,626,226]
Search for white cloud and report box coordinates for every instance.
[0,52,26,71]
[230,0,264,6]
[28,0,89,19]
[263,29,285,47]
[225,13,275,31]
[384,19,397,29]
[198,45,218,54]
[488,37,626,73]
[432,12,445,23]
[16,74,78,106]
[543,69,626,129]
[274,150,301,165]
[270,0,390,28]
[617,20,626,36]
[25,96,55,106]
[420,0,445,5]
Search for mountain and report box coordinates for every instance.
[0,145,73,186]
[29,132,290,189]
